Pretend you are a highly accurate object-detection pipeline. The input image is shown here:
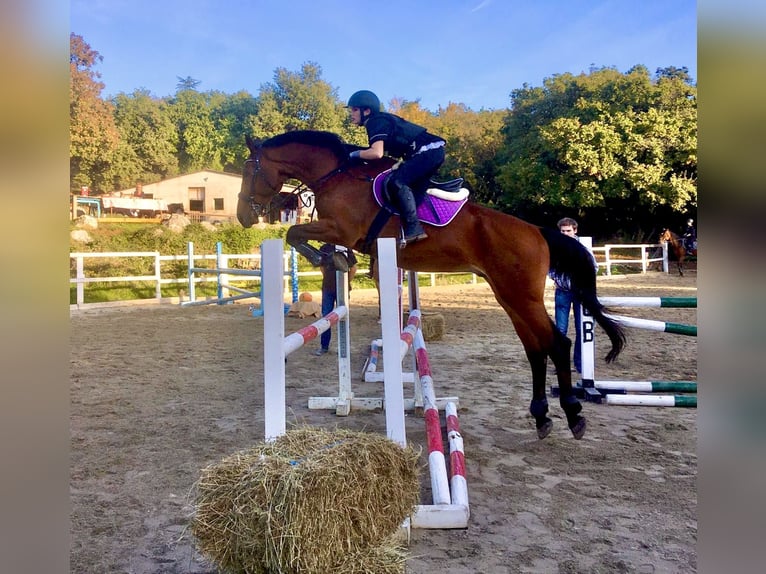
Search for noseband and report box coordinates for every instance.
[243,151,279,217]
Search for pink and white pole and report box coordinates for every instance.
[446,401,468,508]
[413,327,451,506]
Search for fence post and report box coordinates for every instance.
[605,246,612,276]
[154,253,162,301]
[76,256,85,305]
[662,242,669,273]
[187,242,196,303]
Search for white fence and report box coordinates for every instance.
[69,241,669,309]
[592,242,668,276]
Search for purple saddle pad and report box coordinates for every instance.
[372,169,468,227]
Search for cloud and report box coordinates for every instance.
[470,0,492,13]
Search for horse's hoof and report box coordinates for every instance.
[536,419,553,439]
[569,416,586,440]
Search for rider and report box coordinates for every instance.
[682,218,696,252]
[347,90,446,246]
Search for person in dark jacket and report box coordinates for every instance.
[682,218,696,252]
[347,89,446,246]
[313,244,357,356]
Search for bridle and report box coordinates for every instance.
[242,146,358,217]
[242,150,283,217]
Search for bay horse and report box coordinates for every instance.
[659,228,695,276]
[237,130,625,440]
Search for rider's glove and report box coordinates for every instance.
[349,150,362,160]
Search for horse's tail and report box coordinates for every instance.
[541,227,626,363]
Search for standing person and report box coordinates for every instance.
[682,218,696,253]
[551,217,597,373]
[314,244,357,356]
[347,89,446,246]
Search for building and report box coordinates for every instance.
[113,170,310,223]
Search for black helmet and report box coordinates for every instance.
[347,90,381,112]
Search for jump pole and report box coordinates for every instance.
[378,237,408,446]
[605,394,697,407]
[599,297,697,308]
[262,239,351,439]
[308,245,449,415]
[604,313,697,337]
[575,238,697,407]
[595,380,697,393]
[371,238,468,529]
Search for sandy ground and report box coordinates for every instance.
[70,270,697,573]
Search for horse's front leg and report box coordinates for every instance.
[286,220,348,268]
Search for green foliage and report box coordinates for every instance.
[109,89,180,188]
[493,66,697,238]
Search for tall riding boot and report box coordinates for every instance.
[393,185,427,246]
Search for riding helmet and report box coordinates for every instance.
[347,90,381,112]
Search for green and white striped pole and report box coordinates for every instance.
[599,297,696,308]
[595,380,697,393]
[605,394,697,408]
[604,313,697,336]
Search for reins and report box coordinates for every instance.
[244,146,370,218]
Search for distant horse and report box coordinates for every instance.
[660,228,696,276]
[237,130,625,440]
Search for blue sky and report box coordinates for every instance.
[71,0,697,111]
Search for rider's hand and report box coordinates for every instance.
[349,150,362,160]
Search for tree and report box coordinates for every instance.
[249,62,362,144]
[168,89,228,172]
[493,66,697,238]
[215,91,260,172]
[395,100,505,205]
[176,76,201,91]
[70,34,119,193]
[109,89,179,189]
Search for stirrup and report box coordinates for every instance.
[402,231,428,247]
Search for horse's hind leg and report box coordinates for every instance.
[526,347,553,439]
[503,302,585,439]
[548,321,586,439]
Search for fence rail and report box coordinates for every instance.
[69,240,669,309]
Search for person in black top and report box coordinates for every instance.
[314,244,357,356]
[682,218,696,253]
[347,90,446,246]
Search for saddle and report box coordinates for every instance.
[372,169,469,227]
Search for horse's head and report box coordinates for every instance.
[659,228,671,242]
[237,135,285,228]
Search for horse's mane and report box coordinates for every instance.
[263,130,351,162]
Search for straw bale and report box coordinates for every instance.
[191,427,421,574]
[420,312,445,341]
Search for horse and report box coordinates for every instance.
[659,228,695,276]
[237,130,625,440]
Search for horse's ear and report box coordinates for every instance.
[245,134,261,153]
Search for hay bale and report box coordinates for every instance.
[191,427,421,574]
[420,312,445,341]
